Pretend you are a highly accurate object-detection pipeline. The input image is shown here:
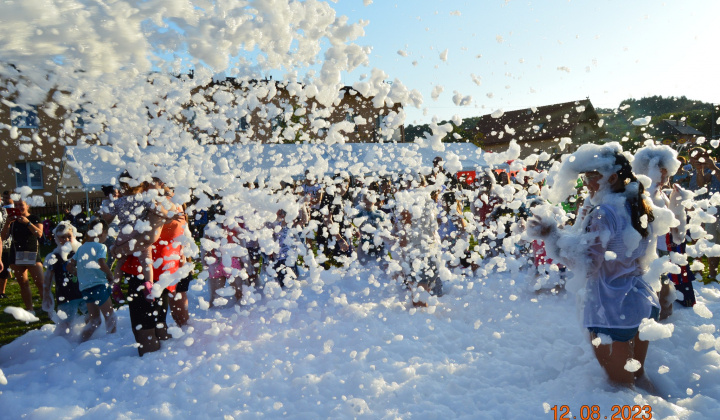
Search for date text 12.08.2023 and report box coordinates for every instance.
[550,405,652,420]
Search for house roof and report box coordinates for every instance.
[657,119,705,136]
[473,99,599,145]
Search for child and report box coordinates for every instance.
[268,209,304,288]
[437,192,469,268]
[41,222,86,335]
[68,219,117,342]
[205,215,246,307]
[110,175,178,286]
[356,188,390,265]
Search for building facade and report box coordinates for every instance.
[1,76,405,210]
[473,99,604,159]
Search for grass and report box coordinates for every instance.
[0,242,204,348]
[0,279,53,346]
[0,242,55,347]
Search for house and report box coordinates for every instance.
[0,88,80,203]
[472,99,604,159]
[655,119,705,149]
[184,78,405,144]
[1,75,405,210]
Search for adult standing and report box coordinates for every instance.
[121,181,189,355]
[1,199,44,312]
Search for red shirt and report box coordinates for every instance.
[121,216,186,291]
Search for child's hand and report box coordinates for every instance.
[143,281,154,301]
[42,295,53,312]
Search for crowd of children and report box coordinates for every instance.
[5,144,720,373]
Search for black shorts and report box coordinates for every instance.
[175,272,193,293]
[125,275,168,331]
[0,249,11,280]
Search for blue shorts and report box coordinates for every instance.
[82,284,111,306]
[588,307,661,342]
[57,298,87,321]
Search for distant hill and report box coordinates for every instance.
[597,96,718,150]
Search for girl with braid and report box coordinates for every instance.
[527,143,662,391]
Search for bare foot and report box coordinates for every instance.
[635,374,658,396]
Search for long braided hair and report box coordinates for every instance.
[614,152,654,238]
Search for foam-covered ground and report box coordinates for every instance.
[1,260,720,419]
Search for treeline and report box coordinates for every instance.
[405,116,483,146]
[597,95,718,151]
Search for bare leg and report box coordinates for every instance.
[0,277,7,294]
[100,298,117,334]
[55,320,71,336]
[169,291,189,327]
[632,335,657,393]
[81,302,102,342]
[248,253,261,287]
[708,257,719,281]
[12,266,33,310]
[134,328,160,356]
[113,255,129,282]
[138,247,153,283]
[228,276,244,303]
[29,263,44,302]
[632,335,650,378]
[591,335,635,387]
[208,276,226,308]
[658,279,674,321]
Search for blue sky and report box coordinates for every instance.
[329,0,719,124]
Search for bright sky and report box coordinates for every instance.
[331,0,720,124]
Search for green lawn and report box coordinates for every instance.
[0,279,53,346]
[0,241,204,348]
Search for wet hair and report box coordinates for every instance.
[53,221,75,238]
[87,217,109,234]
[101,185,116,197]
[614,153,654,238]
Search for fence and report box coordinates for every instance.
[30,198,105,219]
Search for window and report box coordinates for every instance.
[11,106,39,129]
[237,116,250,132]
[375,114,387,129]
[15,161,44,189]
[345,112,358,133]
[74,108,88,131]
[271,115,284,131]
